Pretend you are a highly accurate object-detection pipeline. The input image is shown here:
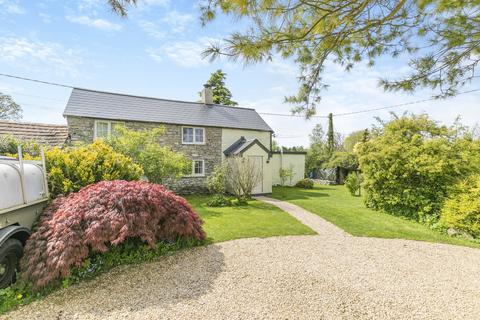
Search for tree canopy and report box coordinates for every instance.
[201,69,238,106]
[104,1,480,117]
[198,0,480,117]
[0,93,22,120]
[343,130,365,152]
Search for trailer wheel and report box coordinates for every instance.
[0,238,23,288]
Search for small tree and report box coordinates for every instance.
[106,126,191,184]
[279,166,294,186]
[200,69,238,106]
[345,172,362,197]
[226,156,261,202]
[0,92,22,120]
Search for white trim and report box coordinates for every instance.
[191,159,205,177]
[182,126,205,145]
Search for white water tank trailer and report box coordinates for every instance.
[0,146,49,288]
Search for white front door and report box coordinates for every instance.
[249,156,263,194]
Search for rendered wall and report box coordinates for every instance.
[221,128,271,156]
[271,153,306,186]
[242,144,272,194]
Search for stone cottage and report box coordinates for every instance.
[63,86,305,194]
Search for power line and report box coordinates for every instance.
[2,72,479,119]
[259,88,480,118]
[332,88,480,117]
[0,73,73,88]
[259,112,329,118]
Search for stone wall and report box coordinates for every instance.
[66,116,222,194]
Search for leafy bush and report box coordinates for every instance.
[206,164,231,207]
[0,135,43,156]
[344,172,362,196]
[295,178,314,189]
[440,174,480,238]
[20,180,205,289]
[357,114,480,222]
[206,194,232,207]
[106,126,191,184]
[45,141,143,197]
[324,151,358,169]
[207,163,228,194]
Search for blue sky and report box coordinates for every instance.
[0,0,479,147]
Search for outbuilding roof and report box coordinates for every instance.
[223,136,271,157]
[0,120,69,146]
[64,88,273,132]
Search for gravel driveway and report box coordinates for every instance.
[3,198,480,320]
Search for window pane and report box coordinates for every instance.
[194,160,203,174]
[195,128,204,143]
[96,122,109,139]
[183,127,193,143]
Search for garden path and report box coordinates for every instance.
[254,196,349,238]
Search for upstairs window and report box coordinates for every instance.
[94,120,123,139]
[182,127,205,144]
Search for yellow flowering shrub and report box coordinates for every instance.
[45,141,143,197]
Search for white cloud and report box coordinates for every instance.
[163,41,207,67]
[66,15,122,31]
[149,38,217,67]
[0,36,81,75]
[77,0,102,11]
[39,12,52,23]
[146,48,163,62]
[0,0,25,14]
[266,58,298,77]
[138,20,166,39]
[161,11,193,33]
[142,0,170,7]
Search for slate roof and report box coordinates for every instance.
[64,88,273,132]
[0,120,69,146]
[223,136,271,157]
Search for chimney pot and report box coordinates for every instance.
[201,84,214,105]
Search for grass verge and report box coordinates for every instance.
[272,185,480,249]
[186,195,316,243]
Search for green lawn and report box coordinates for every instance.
[272,185,480,249]
[186,195,316,243]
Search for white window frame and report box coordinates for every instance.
[94,120,124,139]
[182,126,205,145]
[191,160,205,176]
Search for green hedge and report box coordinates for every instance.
[440,174,480,238]
[356,114,480,222]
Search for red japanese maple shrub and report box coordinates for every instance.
[20,180,205,289]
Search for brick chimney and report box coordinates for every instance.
[201,84,213,105]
